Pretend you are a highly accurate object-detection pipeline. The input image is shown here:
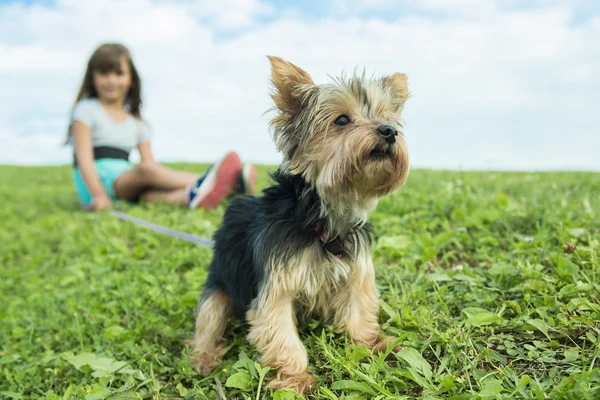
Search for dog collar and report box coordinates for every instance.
[314,220,344,259]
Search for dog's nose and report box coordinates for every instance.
[377,125,397,144]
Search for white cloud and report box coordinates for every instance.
[185,0,274,30]
[0,0,598,170]
[412,0,510,16]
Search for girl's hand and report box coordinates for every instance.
[89,195,112,211]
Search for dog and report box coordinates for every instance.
[187,56,410,394]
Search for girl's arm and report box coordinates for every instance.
[137,140,155,163]
[71,121,111,209]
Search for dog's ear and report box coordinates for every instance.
[268,56,315,116]
[382,73,409,110]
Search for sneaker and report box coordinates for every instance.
[235,163,257,196]
[188,151,242,209]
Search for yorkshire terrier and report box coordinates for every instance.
[187,56,410,394]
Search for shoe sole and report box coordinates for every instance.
[190,152,242,209]
[241,164,257,195]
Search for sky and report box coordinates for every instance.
[0,0,599,170]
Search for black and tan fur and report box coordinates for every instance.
[187,56,410,394]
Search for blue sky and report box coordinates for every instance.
[3,0,598,24]
[0,0,599,169]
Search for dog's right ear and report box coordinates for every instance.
[382,73,409,111]
[267,56,315,117]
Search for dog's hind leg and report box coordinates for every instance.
[187,288,233,376]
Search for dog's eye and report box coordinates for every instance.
[334,114,350,126]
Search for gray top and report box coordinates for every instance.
[70,98,152,152]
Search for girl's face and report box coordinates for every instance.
[92,57,131,104]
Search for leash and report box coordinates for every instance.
[111,210,215,248]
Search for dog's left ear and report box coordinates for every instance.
[268,56,315,116]
[383,73,409,109]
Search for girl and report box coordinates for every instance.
[67,42,256,211]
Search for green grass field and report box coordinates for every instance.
[1,164,599,399]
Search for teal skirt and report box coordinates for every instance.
[73,159,133,206]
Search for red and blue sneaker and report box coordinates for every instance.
[187,151,242,209]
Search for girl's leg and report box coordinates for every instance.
[113,162,199,202]
[113,151,245,209]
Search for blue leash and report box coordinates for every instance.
[111,210,215,248]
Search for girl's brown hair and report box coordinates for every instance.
[64,43,142,144]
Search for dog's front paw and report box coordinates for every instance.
[369,335,401,358]
[268,370,317,394]
[189,345,225,376]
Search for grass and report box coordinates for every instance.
[1,164,599,400]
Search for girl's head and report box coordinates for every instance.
[65,43,142,144]
[75,43,142,115]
